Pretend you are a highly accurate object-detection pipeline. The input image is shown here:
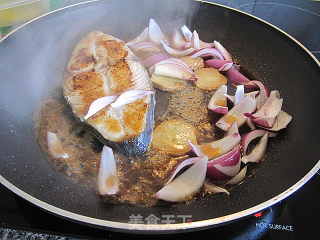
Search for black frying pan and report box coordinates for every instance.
[0,0,319,233]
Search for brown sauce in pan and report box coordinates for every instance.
[34,82,219,207]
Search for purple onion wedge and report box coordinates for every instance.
[216,96,257,131]
[147,19,168,45]
[208,84,228,114]
[190,47,224,60]
[241,129,278,154]
[166,157,202,184]
[191,30,201,49]
[98,146,119,196]
[189,132,241,159]
[234,85,244,105]
[181,25,192,42]
[207,146,241,181]
[170,28,189,50]
[130,41,159,52]
[241,132,268,164]
[258,110,292,131]
[161,40,196,57]
[251,80,270,110]
[154,58,196,81]
[47,131,69,159]
[246,118,256,130]
[142,53,169,68]
[213,41,232,61]
[226,166,247,185]
[110,89,156,108]
[84,95,118,120]
[225,68,257,90]
[156,156,208,202]
[204,180,230,195]
[225,90,259,105]
[245,90,283,128]
[226,121,239,136]
[205,59,233,71]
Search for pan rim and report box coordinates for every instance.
[0,0,320,232]
[0,161,319,232]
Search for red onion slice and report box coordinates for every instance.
[126,27,148,47]
[154,58,196,81]
[161,40,196,57]
[209,107,228,115]
[241,129,277,154]
[84,95,118,120]
[130,41,159,52]
[241,132,268,164]
[216,96,257,131]
[188,140,202,157]
[148,18,168,45]
[181,25,192,42]
[246,90,260,99]
[204,180,230,195]
[214,159,241,177]
[98,146,119,195]
[225,90,259,105]
[226,68,257,89]
[156,58,194,71]
[258,110,292,131]
[189,133,241,160]
[142,53,169,68]
[252,80,270,110]
[111,89,155,108]
[156,156,208,202]
[47,131,69,159]
[226,166,247,185]
[232,63,241,71]
[205,59,233,71]
[207,146,241,180]
[225,93,235,103]
[209,146,241,166]
[84,89,154,116]
[245,90,283,128]
[213,41,232,61]
[200,40,214,48]
[191,30,201,49]
[226,121,239,136]
[208,84,228,114]
[234,85,244,105]
[246,118,256,130]
[190,47,224,60]
[171,28,189,50]
[219,62,234,71]
[166,157,203,184]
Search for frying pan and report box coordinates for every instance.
[0,0,319,233]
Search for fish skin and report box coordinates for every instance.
[63,31,155,156]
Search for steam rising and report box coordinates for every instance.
[0,0,199,123]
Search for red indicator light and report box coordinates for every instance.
[254,212,262,218]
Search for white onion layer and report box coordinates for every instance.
[98,146,119,195]
[156,156,208,202]
[47,131,69,159]
[216,96,257,131]
[226,166,247,185]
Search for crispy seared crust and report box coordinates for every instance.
[63,31,152,142]
[106,60,134,94]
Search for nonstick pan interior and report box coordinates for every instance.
[0,0,319,232]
